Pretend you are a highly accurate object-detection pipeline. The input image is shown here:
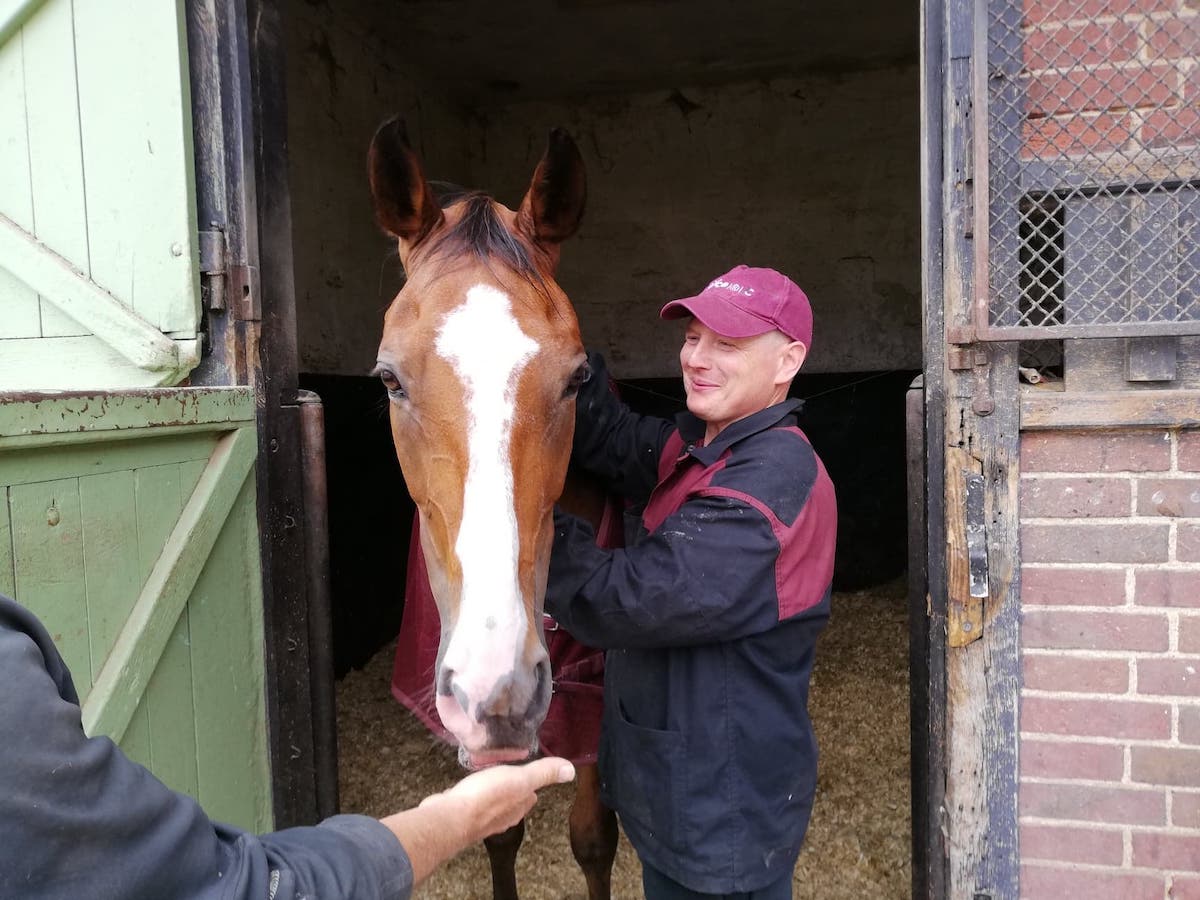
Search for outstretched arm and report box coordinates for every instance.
[0,595,573,900]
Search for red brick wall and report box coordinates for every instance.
[1019,428,1200,898]
[1021,0,1200,157]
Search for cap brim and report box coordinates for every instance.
[659,293,776,338]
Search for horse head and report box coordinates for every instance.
[368,117,589,768]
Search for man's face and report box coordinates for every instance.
[678,319,804,443]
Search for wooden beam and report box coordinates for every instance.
[0,387,253,447]
[1022,389,1200,429]
[0,0,49,45]
[81,425,256,742]
[0,214,189,372]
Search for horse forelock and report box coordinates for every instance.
[424,193,546,289]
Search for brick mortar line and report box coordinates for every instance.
[1022,516,1192,524]
[1022,691,1200,705]
[1021,11,1195,33]
[1022,648,1200,657]
[1021,562,1200,571]
[1022,61,1191,82]
[1019,733,1195,748]
[1020,817,1200,838]
[1020,473,1200,480]
[1022,686,1198,701]
[1027,610,1200,617]
[1021,854,1200,869]
[1020,732,1197,745]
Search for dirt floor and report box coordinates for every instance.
[336,578,912,899]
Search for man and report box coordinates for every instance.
[0,593,574,899]
[546,265,837,899]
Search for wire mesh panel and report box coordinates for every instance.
[978,0,1200,338]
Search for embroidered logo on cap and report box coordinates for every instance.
[707,278,756,297]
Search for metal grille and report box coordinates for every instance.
[978,0,1200,338]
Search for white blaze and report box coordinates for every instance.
[435,284,539,709]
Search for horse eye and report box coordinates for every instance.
[376,367,407,400]
[563,361,592,399]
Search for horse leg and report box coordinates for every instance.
[483,817,525,900]
[569,763,619,900]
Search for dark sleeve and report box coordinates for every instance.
[0,597,413,900]
[572,351,674,505]
[544,494,785,649]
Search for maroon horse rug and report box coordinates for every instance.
[392,497,623,765]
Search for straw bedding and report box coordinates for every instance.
[336,578,911,899]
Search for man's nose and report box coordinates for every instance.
[687,340,711,367]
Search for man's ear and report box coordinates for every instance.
[777,341,807,385]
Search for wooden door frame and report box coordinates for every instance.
[917,0,948,893]
[186,0,333,827]
[920,1,1024,897]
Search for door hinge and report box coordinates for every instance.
[198,227,261,321]
[199,228,228,312]
[947,325,995,416]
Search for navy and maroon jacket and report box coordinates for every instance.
[0,595,412,900]
[546,353,836,894]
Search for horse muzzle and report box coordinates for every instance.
[435,654,552,766]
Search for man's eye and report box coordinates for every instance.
[563,362,592,399]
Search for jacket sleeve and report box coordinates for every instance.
[544,493,788,649]
[572,351,674,505]
[0,598,413,900]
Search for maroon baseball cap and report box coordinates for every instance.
[659,265,813,348]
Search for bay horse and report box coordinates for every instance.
[367,117,618,899]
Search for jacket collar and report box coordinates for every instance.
[675,397,805,465]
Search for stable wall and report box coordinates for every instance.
[468,69,921,377]
[1018,427,1200,897]
[284,6,920,378]
[284,4,473,376]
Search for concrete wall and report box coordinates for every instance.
[284,5,472,375]
[284,6,921,378]
[470,69,921,377]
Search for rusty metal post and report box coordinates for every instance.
[299,389,339,818]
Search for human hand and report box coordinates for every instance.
[381,756,575,884]
[420,756,576,843]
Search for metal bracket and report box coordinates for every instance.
[965,472,989,600]
[947,325,995,416]
[198,227,260,321]
[947,449,987,647]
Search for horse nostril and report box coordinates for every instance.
[438,667,472,716]
[436,667,454,697]
[533,658,552,709]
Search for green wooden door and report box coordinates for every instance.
[0,1,274,833]
[0,389,272,831]
[0,0,199,388]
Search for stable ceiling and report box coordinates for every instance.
[343,0,919,106]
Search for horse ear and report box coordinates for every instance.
[517,127,587,251]
[368,116,443,246]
